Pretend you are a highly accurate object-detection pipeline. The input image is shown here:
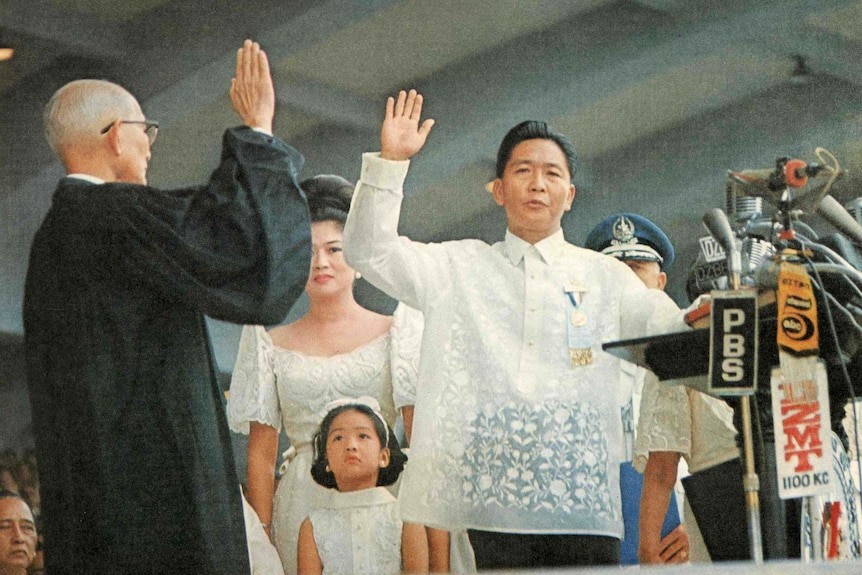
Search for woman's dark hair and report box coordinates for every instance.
[301,175,354,226]
[310,403,407,489]
[495,120,577,184]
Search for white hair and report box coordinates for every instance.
[43,79,139,155]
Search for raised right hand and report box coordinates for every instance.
[380,89,435,161]
[230,39,275,134]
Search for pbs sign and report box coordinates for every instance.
[708,290,758,395]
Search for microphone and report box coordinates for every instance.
[730,159,827,190]
[703,208,742,289]
[817,195,862,245]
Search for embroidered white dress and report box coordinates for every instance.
[309,487,402,575]
[227,303,421,574]
[343,152,687,538]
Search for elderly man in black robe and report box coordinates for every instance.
[24,40,311,574]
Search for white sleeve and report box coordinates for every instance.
[227,325,282,434]
[633,370,692,473]
[343,152,452,311]
[611,260,686,340]
[390,303,424,409]
[687,391,740,472]
[242,489,285,575]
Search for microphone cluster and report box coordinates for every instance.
[686,154,862,302]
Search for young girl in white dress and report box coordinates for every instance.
[297,397,429,575]
[227,175,426,574]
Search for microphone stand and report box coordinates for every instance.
[703,208,764,563]
[733,271,765,564]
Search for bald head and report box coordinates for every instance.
[44,80,153,184]
[44,79,139,159]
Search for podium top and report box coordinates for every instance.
[602,329,711,381]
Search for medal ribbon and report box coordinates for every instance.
[565,290,593,366]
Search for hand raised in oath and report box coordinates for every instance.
[230,39,276,135]
[380,89,435,162]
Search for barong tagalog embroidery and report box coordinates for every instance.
[564,280,592,366]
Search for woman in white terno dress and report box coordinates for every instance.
[227,175,425,574]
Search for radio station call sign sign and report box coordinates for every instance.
[708,290,758,395]
[771,362,834,499]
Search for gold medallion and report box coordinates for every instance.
[570,348,593,366]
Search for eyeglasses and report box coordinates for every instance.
[100,120,159,146]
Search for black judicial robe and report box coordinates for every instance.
[23,127,311,574]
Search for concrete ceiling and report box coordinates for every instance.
[3,0,862,371]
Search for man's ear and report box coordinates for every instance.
[379,447,391,468]
[491,178,505,207]
[105,120,123,156]
[656,271,668,291]
[565,184,576,211]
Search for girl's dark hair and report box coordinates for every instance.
[495,120,578,184]
[310,403,407,489]
[301,175,354,226]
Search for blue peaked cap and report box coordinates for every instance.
[584,213,675,271]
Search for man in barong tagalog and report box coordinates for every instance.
[343,90,687,570]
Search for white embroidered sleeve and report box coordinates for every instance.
[687,391,740,472]
[343,153,452,311]
[633,370,692,473]
[390,303,424,409]
[227,325,282,434]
